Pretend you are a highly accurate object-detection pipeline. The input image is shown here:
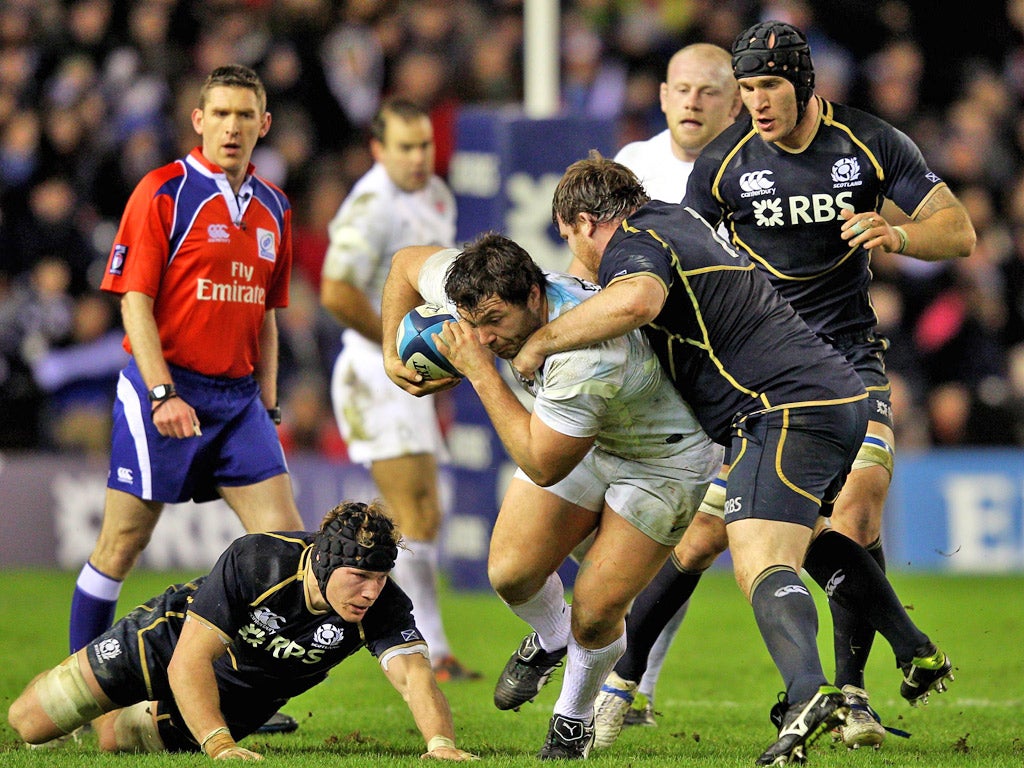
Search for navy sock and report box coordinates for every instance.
[828,538,885,688]
[69,563,122,652]
[614,555,702,682]
[750,567,826,703]
[804,530,928,666]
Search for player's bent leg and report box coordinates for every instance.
[726,518,811,600]
[10,652,113,745]
[491,483,594,711]
[488,479,596,605]
[220,472,304,533]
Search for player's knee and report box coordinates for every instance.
[570,604,619,647]
[16,657,106,743]
[676,513,728,570]
[8,693,39,743]
[90,535,150,577]
[488,558,536,604]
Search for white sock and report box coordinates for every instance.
[554,630,627,721]
[506,572,570,653]
[391,540,450,659]
[637,598,690,700]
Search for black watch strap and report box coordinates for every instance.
[148,383,176,402]
[267,406,282,425]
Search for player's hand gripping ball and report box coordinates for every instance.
[396,304,463,381]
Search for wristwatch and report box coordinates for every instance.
[148,383,177,402]
[267,405,282,425]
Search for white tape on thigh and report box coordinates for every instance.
[37,656,105,734]
[114,701,164,753]
[697,476,728,519]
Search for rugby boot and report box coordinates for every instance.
[538,714,595,760]
[622,692,657,727]
[900,645,954,705]
[493,632,566,711]
[756,685,848,765]
[593,672,637,749]
[836,685,885,749]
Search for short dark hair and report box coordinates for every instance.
[444,232,547,311]
[552,150,650,228]
[199,64,267,112]
[370,97,430,143]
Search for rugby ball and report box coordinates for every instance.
[396,303,462,380]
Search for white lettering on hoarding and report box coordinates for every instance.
[943,474,1022,571]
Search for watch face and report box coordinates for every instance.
[150,384,171,401]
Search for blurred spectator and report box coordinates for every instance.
[276,375,348,461]
[31,291,128,454]
[0,0,1022,451]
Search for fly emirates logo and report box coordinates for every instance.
[196,261,266,305]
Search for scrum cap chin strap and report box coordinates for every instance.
[732,21,815,121]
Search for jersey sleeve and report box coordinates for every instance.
[417,248,460,309]
[100,170,176,298]
[878,124,945,218]
[321,191,390,288]
[598,230,674,293]
[266,200,292,310]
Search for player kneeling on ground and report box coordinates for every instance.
[7,501,477,762]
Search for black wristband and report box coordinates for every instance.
[267,406,282,425]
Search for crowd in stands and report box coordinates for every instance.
[1,0,1022,456]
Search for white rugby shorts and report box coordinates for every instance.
[513,443,721,547]
[330,335,446,465]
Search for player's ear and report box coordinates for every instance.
[190,107,203,136]
[259,111,272,138]
[578,213,598,236]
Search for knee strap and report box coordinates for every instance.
[37,656,105,734]
[852,434,894,476]
[697,472,728,518]
[114,701,164,753]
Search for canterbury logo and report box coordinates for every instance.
[774,584,810,597]
[207,223,230,241]
[825,570,845,597]
[739,170,774,193]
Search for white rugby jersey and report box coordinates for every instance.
[614,129,694,204]
[419,248,711,461]
[322,163,456,345]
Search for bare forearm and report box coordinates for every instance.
[903,187,977,261]
[168,655,228,746]
[121,292,173,388]
[321,278,384,344]
[466,366,543,477]
[255,309,279,408]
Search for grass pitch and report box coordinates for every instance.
[0,569,1021,767]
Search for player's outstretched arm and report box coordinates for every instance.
[380,651,478,761]
[167,615,263,761]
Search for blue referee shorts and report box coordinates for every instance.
[107,360,288,503]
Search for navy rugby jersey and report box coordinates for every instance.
[182,532,421,700]
[685,97,943,338]
[600,202,865,445]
